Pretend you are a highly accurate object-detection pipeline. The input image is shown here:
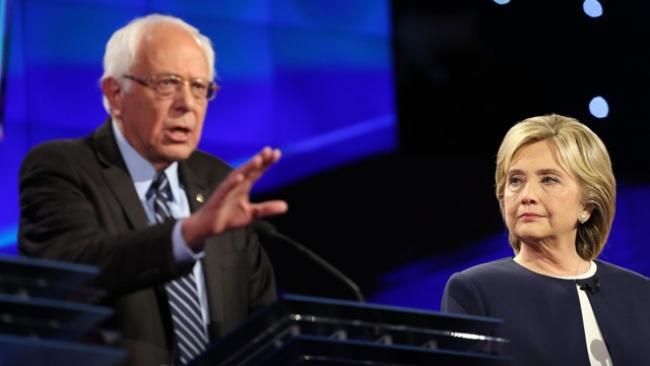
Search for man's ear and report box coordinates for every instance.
[101,77,124,118]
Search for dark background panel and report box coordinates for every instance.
[263,0,650,308]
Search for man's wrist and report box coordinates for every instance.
[174,219,205,261]
[181,214,208,251]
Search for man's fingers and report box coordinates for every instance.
[261,147,281,165]
[250,200,289,219]
[195,148,285,239]
[209,171,244,204]
[237,147,269,175]
[237,147,281,181]
[236,156,262,178]
[247,148,281,183]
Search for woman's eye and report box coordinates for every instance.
[508,177,523,186]
[541,176,559,184]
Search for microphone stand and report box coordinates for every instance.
[252,220,365,303]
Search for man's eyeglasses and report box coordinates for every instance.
[123,74,219,101]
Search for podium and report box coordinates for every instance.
[194,294,509,365]
[0,255,126,366]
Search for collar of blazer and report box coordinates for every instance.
[91,118,211,227]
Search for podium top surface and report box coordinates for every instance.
[0,254,104,301]
[0,255,99,277]
[259,294,503,333]
[198,294,509,365]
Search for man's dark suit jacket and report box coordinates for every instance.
[18,120,277,365]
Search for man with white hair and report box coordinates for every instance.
[19,14,287,365]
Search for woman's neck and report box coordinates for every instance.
[514,240,590,277]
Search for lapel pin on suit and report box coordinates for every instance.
[196,193,205,203]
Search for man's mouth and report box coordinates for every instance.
[165,126,191,143]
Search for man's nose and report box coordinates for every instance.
[173,82,196,111]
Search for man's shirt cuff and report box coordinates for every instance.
[172,219,205,262]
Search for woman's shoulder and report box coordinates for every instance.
[442,257,533,315]
[595,259,649,287]
[445,257,539,295]
[453,257,521,280]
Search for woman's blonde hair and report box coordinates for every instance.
[495,114,616,260]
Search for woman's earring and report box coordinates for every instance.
[578,212,589,224]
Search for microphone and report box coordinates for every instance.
[251,220,365,302]
[577,276,600,295]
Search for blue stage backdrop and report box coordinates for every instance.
[2,0,648,313]
[0,0,6,139]
[0,0,396,253]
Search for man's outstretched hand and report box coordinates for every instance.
[181,147,288,250]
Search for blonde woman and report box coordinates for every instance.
[442,114,649,365]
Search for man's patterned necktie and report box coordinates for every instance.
[149,172,208,365]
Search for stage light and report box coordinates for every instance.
[493,0,511,5]
[583,0,603,18]
[589,96,609,118]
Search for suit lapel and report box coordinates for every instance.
[92,119,149,228]
[179,160,210,214]
[179,159,228,338]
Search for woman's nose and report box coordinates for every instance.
[520,182,539,204]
